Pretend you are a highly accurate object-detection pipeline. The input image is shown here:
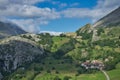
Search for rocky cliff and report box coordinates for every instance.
[93,7,120,28]
[0,36,44,80]
[0,21,26,39]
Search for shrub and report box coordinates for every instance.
[49,62,52,64]
[54,76,61,80]
[63,76,71,80]
[47,70,51,73]
[55,71,59,74]
[52,67,55,70]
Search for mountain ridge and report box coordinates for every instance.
[0,21,26,39]
[93,7,120,28]
[0,5,120,80]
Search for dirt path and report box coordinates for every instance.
[101,69,110,80]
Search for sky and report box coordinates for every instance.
[0,0,120,33]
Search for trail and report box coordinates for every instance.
[100,69,110,80]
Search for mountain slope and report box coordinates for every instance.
[0,21,26,39]
[0,6,120,80]
[0,36,45,80]
[93,7,120,28]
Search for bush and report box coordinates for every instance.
[34,66,44,71]
[77,66,86,74]
[42,62,45,65]
[63,76,71,80]
[60,34,66,37]
[52,67,55,70]
[49,62,52,64]
[55,71,59,74]
[47,70,51,73]
[61,61,64,64]
[54,76,61,80]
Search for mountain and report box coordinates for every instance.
[0,21,45,80]
[76,24,93,40]
[93,7,120,27]
[0,7,120,80]
[0,36,45,80]
[0,21,26,39]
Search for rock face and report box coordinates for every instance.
[93,7,120,28]
[0,73,3,80]
[0,21,26,39]
[92,7,120,41]
[0,36,44,79]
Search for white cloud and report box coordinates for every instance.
[10,19,40,33]
[51,1,60,5]
[0,2,60,33]
[9,18,49,33]
[39,31,63,36]
[61,0,120,22]
[70,3,79,7]
[59,3,67,8]
[0,0,45,6]
[0,0,119,33]
[0,5,60,19]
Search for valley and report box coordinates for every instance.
[0,6,120,80]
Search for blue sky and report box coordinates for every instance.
[0,0,119,33]
[36,0,96,32]
[40,18,91,32]
[35,0,97,10]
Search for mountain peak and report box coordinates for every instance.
[0,21,26,39]
[93,7,120,28]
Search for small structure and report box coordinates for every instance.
[81,60,104,69]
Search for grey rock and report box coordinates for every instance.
[0,73,3,80]
[93,7,120,28]
[0,36,44,79]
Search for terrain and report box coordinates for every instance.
[93,7,120,28]
[0,7,120,80]
[0,21,26,39]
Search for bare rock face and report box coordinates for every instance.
[92,7,120,41]
[0,73,3,80]
[0,36,44,79]
[0,21,26,39]
[93,7,120,28]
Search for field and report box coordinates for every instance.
[8,56,120,80]
[34,63,120,80]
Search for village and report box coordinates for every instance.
[81,60,104,70]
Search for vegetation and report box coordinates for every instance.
[1,23,120,80]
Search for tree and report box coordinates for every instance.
[77,66,86,74]
[60,34,66,37]
[54,76,61,80]
[47,70,51,73]
[63,76,71,80]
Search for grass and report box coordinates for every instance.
[107,63,120,80]
[76,72,106,80]
[51,36,70,52]
[8,57,120,80]
[33,63,120,80]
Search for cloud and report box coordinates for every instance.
[59,3,68,8]
[0,0,45,6]
[0,1,60,33]
[8,18,49,33]
[0,5,60,19]
[0,0,119,33]
[70,3,79,7]
[61,0,120,22]
[51,1,60,5]
[39,31,63,36]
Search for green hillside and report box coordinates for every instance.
[3,23,120,80]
